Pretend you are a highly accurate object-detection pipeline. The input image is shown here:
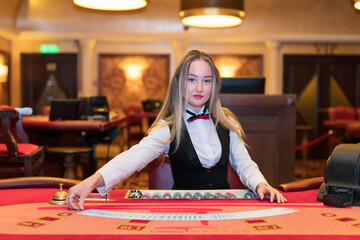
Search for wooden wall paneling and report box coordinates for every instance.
[220,94,297,187]
[283,55,360,158]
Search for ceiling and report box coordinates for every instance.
[0,0,360,42]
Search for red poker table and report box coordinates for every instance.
[0,187,359,240]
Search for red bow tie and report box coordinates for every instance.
[187,114,210,123]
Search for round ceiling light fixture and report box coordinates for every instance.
[179,0,245,28]
[354,0,360,10]
[73,0,147,11]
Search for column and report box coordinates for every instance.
[78,39,96,96]
[171,40,189,66]
[265,41,282,94]
[10,40,21,106]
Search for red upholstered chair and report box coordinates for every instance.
[0,108,44,178]
[325,106,358,153]
[346,108,360,140]
[148,157,243,189]
[124,105,144,148]
[148,157,173,189]
[327,106,357,121]
[346,122,360,140]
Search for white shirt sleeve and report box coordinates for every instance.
[229,129,268,193]
[96,124,170,194]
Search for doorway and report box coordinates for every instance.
[283,55,360,158]
[21,54,78,114]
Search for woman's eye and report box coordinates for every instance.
[204,79,212,84]
[188,78,195,82]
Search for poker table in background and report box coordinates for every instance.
[22,115,127,174]
[0,187,359,240]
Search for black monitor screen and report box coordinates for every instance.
[220,77,265,94]
[49,99,80,121]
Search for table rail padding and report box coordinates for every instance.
[278,176,324,192]
[0,176,80,189]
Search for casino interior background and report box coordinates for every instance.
[1,0,360,188]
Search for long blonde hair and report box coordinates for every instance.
[147,50,246,151]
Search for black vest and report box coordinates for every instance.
[168,119,230,189]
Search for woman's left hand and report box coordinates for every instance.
[256,183,287,204]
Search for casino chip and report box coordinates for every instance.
[141,192,151,199]
[162,192,172,199]
[244,192,256,199]
[128,190,143,199]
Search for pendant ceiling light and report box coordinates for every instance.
[73,0,147,11]
[179,0,245,28]
[354,0,360,10]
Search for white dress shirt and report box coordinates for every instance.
[97,106,268,194]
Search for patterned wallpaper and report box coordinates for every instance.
[99,54,262,114]
[211,55,263,78]
[99,54,170,114]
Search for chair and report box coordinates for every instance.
[346,122,360,141]
[45,146,92,180]
[0,108,44,178]
[142,99,162,113]
[148,157,243,189]
[325,106,358,153]
[327,106,357,121]
[45,103,96,179]
[124,105,144,148]
[148,157,173,189]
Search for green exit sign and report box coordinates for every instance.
[40,45,59,54]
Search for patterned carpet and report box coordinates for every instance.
[294,158,326,180]
[95,143,326,190]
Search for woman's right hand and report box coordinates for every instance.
[66,172,104,210]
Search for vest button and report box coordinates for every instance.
[207,170,211,173]
[208,183,212,186]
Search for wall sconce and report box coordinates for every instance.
[125,65,143,79]
[217,65,237,78]
[73,0,147,11]
[0,63,8,83]
[179,0,245,28]
[354,0,360,10]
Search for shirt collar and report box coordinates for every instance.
[184,105,208,120]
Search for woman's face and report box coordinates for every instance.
[184,59,213,113]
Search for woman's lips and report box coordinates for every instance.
[193,95,203,99]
